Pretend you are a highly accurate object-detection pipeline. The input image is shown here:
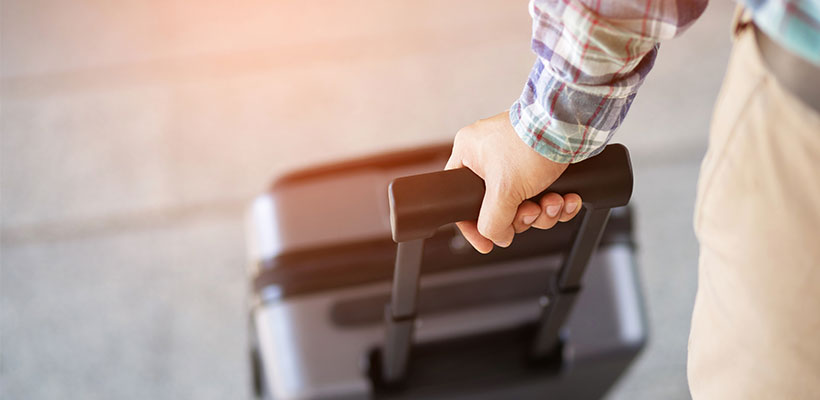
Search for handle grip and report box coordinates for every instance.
[388,144,633,242]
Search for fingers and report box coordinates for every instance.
[531,192,583,229]
[455,191,583,253]
[559,193,582,222]
[532,192,564,229]
[476,186,517,248]
[455,221,493,254]
[513,200,541,233]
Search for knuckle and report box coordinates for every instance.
[477,221,497,241]
[478,221,508,245]
[487,179,517,202]
[454,126,472,142]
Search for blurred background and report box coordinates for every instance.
[2,1,734,399]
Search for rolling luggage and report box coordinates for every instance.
[246,143,646,400]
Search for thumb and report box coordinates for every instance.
[444,141,465,171]
[477,183,517,248]
[444,152,462,171]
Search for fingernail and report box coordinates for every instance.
[565,202,577,214]
[546,205,560,217]
[522,214,537,225]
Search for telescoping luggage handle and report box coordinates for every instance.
[380,144,634,384]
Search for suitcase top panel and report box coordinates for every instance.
[248,144,452,262]
[272,143,452,191]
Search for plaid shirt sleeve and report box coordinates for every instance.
[511,0,708,163]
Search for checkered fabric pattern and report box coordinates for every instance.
[510,0,708,163]
[512,0,820,164]
[744,0,820,65]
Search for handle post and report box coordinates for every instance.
[381,239,424,383]
[531,206,611,356]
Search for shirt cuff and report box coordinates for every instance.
[509,58,645,164]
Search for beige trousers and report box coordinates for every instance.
[687,10,820,400]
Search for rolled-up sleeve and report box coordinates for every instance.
[511,0,708,163]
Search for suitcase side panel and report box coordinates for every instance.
[253,244,646,400]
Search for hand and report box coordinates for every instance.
[445,111,583,253]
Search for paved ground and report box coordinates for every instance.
[1,1,735,399]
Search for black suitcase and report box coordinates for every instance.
[247,143,646,399]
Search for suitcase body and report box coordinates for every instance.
[247,144,646,400]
